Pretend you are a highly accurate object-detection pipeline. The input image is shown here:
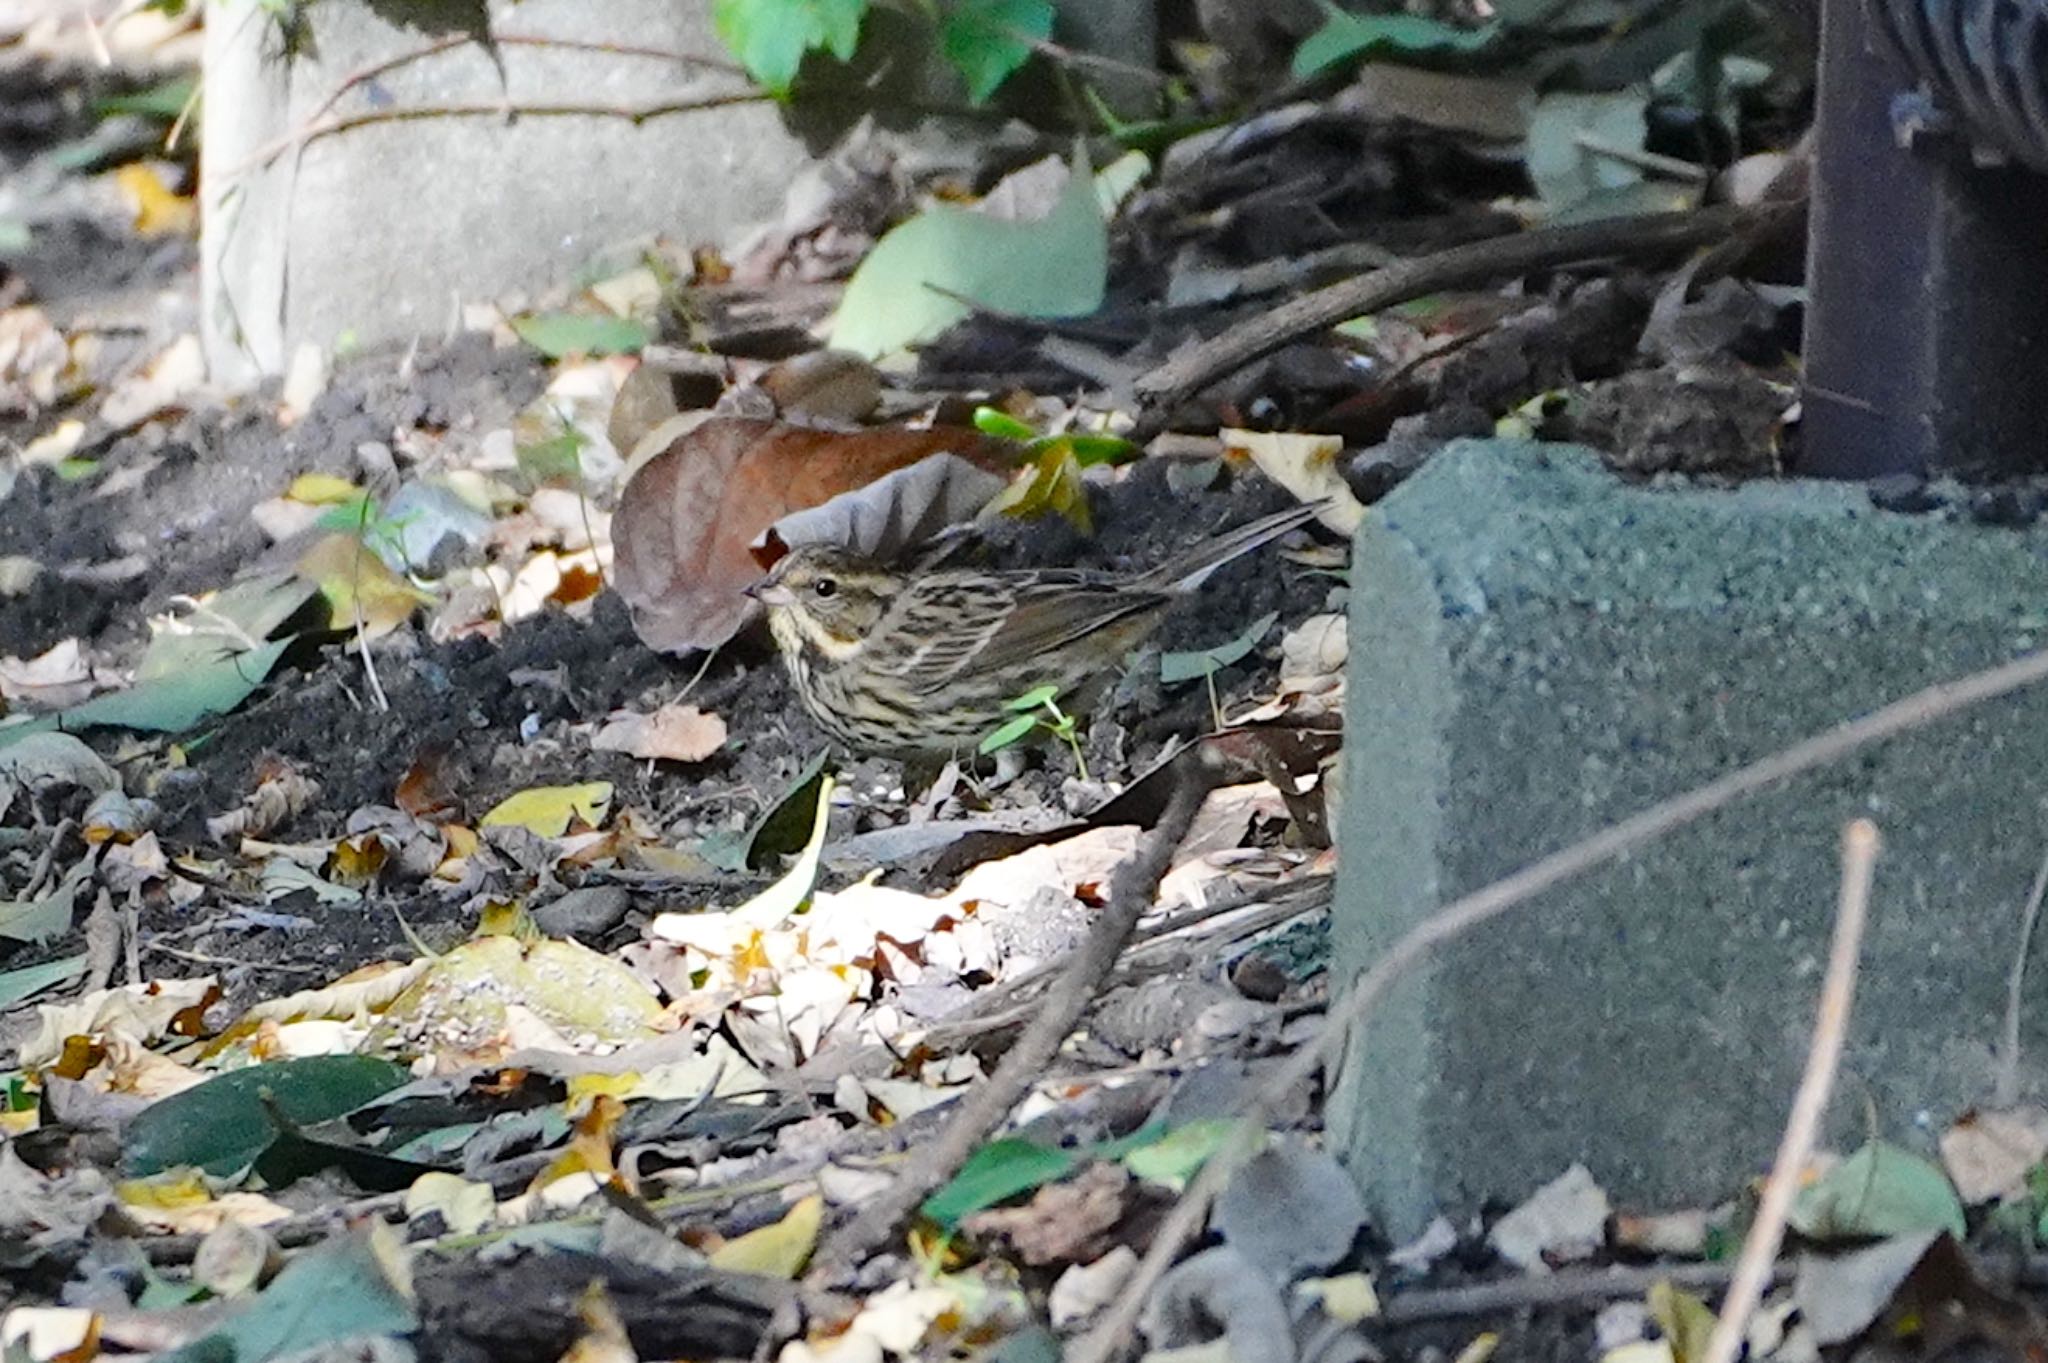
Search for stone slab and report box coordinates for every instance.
[199,0,812,383]
[1330,439,2048,1238]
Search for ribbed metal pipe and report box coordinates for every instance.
[1869,0,2048,171]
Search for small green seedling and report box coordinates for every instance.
[978,683,1089,781]
[973,405,1139,469]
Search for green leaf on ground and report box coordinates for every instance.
[728,772,836,925]
[1788,1140,1967,1241]
[940,0,1053,103]
[699,748,830,872]
[61,637,294,735]
[829,149,1106,359]
[1121,1118,1236,1186]
[972,407,1039,442]
[510,312,650,358]
[1525,88,1651,210]
[0,863,91,944]
[123,1055,411,1177]
[157,1231,417,1363]
[922,1138,1079,1228]
[1160,612,1279,685]
[136,574,317,683]
[1292,2,1501,78]
[0,953,87,1010]
[0,633,300,749]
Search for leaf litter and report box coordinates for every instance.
[4,12,2020,1363]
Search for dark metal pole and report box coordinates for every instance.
[1801,0,2048,479]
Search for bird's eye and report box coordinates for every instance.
[812,577,838,599]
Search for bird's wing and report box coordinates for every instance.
[869,572,1168,690]
[942,575,1170,680]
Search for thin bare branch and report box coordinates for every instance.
[1701,819,1879,1363]
[1072,645,2048,1363]
[812,763,1217,1278]
[1998,842,2048,1106]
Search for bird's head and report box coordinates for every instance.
[748,545,899,662]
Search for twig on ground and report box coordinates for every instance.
[1573,133,1712,183]
[1129,200,1801,431]
[1997,842,2048,1107]
[143,1193,406,1265]
[1379,1259,1795,1324]
[811,762,1218,1279]
[23,818,75,900]
[1701,820,1879,1363]
[954,874,1329,1017]
[145,942,328,976]
[349,504,390,713]
[915,876,1331,1054]
[1071,645,2048,1363]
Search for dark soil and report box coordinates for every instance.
[0,335,1338,1018]
[0,335,547,663]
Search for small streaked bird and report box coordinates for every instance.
[747,501,1324,757]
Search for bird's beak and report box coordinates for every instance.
[747,581,796,608]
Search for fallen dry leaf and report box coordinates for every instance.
[1941,1106,2048,1205]
[0,638,96,708]
[1220,429,1365,534]
[295,532,435,638]
[0,306,65,417]
[963,1162,1131,1265]
[611,418,1014,652]
[99,333,206,428]
[591,704,728,763]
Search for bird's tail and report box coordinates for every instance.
[1136,500,1329,593]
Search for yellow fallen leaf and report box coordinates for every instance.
[404,1172,496,1236]
[285,473,362,504]
[295,533,435,639]
[1647,1281,1716,1363]
[480,781,613,837]
[1452,1333,1500,1363]
[1220,429,1366,534]
[20,419,84,468]
[361,935,663,1064]
[709,1194,823,1278]
[1298,1272,1380,1323]
[114,163,195,236]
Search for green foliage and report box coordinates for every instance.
[922,1122,1213,1227]
[830,148,1106,358]
[124,1055,411,1177]
[156,1233,417,1363]
[1523,89,1651,211]
[713,0,867,98]
[922,1137,1079,1228]
[972,405,1138,469]
[1292,2,1502,78]
[0,953,87,1011]
[1159,612,1278,685]
[941,0,1054,104]
[1788,1140,1967,1241]
[978,683,1087,779]
[510,311,649,359]
[713,0,1049,104]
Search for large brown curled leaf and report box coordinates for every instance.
[612,418,1015,653]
